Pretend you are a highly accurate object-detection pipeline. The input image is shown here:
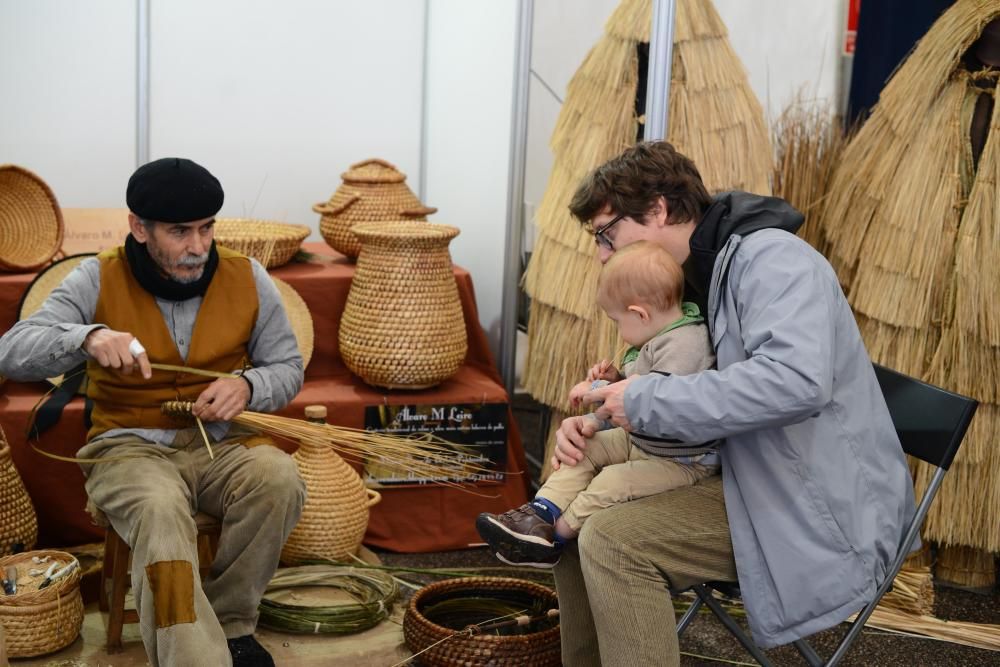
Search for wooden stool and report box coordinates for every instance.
[99,511,221,653]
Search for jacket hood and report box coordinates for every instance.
[685,191,804,297]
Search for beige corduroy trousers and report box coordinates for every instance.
[553,475,737,666]
[79,429,305,667]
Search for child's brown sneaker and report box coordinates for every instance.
[476,504,562,568]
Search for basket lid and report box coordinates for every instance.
[341,158,407,185]
[0,165,65,272]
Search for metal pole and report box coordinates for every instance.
[499,0,533,397]
[136,0,150,166]
[643,0,676,141]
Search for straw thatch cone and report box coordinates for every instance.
[281,406,381,564]
[339,221,467,390]
[522,0,772,414]
[935,545,996,592]
[0,427,37,556]
[314,158,436,259]
[817,1,1000,552]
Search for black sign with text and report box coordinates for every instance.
[363,402,509,486]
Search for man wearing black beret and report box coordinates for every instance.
[0,157,306,667]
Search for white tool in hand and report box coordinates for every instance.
[128,338,146,358]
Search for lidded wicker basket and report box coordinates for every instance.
[0,550,84,658]
[0,165,64,272]
[280,405,382,564]
[339,221,467,389]
[313,158,436,259]
[214,218,311,269]
[403,577,561,666]
[0,425,38,556]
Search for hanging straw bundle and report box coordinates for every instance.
[771,95,849,253]
[818,1,1000,554]
[521,0,771,472]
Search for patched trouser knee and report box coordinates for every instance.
[146,560,197,628]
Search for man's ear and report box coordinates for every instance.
[648,196,670,228]
[626,304,651,322]
[128,213,149,243]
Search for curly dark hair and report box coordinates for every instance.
[568,142,711,226]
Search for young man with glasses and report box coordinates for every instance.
[547,141,916,666]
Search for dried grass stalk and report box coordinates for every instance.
[935,544,997,590]
[857,606,1000,653]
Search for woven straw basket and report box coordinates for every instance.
[0,550,83,657]
[215,218,311,269]
[339,221,467,389]
[314,158,436,259]
[403,577,561,666]
[281,407,381,563]
[0,165,64,272]
[0,425,38,556]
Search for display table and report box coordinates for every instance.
[0,243,529,552]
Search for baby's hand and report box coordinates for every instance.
[586,359,622,383]
[568,380,593,408]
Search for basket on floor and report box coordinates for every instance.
[339,221,467,389]
[0,550,83,658]
[403,576,561,666]
[0,425,38,556]
[214,218,311,268]
[0,165,64,272]
[281,407,381,563]
[314,158,436,259]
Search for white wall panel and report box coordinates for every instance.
[149,0,425,232]
[424,0,517,357]
[0,0,135,207]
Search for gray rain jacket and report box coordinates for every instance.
[625,192,916,647]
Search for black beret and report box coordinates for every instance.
[126,157,224,223]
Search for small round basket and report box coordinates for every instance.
[0,550,83,658]
[214,218,311,269]
[403,576,561,667]
[0,165,64,272]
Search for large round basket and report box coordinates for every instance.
[339,221,467,389]
[0,550,83,658]
[281,410,381,563]
[314,158,436,259]
[403,577,561,667]
[0,165,64,272]
[215,218,311,269]
[0,425,38,556]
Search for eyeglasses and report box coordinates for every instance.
[589,213,626,250]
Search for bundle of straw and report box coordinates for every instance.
[258,563,398,635]
[160,401,489,488]
[521,0,771,467]
[817,0,1000,553]
[771,95,849,253]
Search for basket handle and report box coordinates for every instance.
[313,194,360,215]
[400,205,437,218]
[365,488,382,508]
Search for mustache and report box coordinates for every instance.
[175,252,209,268]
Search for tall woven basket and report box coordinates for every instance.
[403,577,561,666]
[281,406,382,564]
[0,426,38,556]
[0,165,64,272]
[339,221,467,389]
[0,550,83,658]
[313,158,436,259]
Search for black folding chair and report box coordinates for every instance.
[675,363,979,667]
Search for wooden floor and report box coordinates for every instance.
[11,601,412,666]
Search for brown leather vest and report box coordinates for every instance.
[86,245,258,440]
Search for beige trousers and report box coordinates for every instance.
[538,428,717,532]
[553,475,737,666]
[79,429,305,667]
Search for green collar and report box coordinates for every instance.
[621,302,704,366]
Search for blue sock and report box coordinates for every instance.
[530,497,561,524]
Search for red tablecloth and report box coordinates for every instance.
[0,243,529,552]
